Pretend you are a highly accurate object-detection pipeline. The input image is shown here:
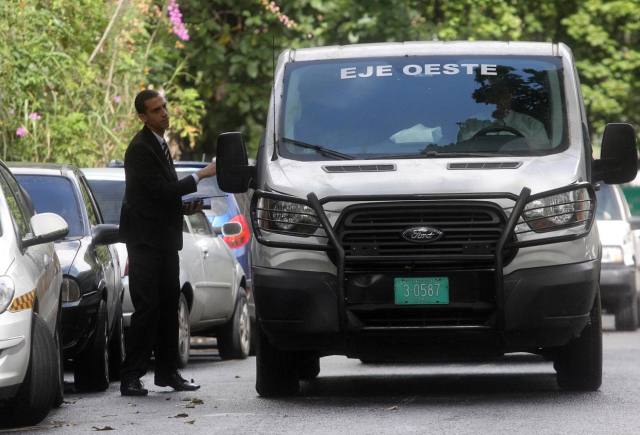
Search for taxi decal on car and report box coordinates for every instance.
[8,289,35,312]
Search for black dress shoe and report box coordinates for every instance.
[120,378,148,396]
[155,371,200,391]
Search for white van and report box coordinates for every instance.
[216,41,637,396]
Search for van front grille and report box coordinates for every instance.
[334,201,514,272]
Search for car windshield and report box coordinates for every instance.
[596,184,622,221]
[175,169,229,216]
[280,56,567,160]
[15,174,85,237]
[85,179,125,225]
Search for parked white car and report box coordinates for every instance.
[82,167,251,367]
[0,161,68,426]
[596,183,639,330]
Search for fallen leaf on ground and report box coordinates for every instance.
[185,404,195,409]
[190,398,204,405]
[185,420,196,425]
[386,406,399,411]
[92,426,114,431]
[170,413,189,418]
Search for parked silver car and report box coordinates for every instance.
[82,167,251,366]
[0,161,68,426]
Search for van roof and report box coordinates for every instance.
[286,41,563,63]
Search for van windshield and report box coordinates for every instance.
[280,56,567,160]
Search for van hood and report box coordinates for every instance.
[596,220,630,247]
[265,149,582,200]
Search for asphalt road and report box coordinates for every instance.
[4,315,640,434]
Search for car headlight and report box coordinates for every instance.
[522,187,592,233]
[257,198,319,236]
[61,277,81,302]
[0,276,15,314]
[602,246,624,264]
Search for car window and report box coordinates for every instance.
[78,177,100,226]
[85,179,125,225]
[596,184,622,221]
[187,212,213,236]
[15,174,85,237]
[175,170,229,216]
[0,169,31,239]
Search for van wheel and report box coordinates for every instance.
[176,293,191,368]
[554,290,602,391]
[615,293,638,331]
[74,300,109,392]
[255,321,299,397]
[1,314,58,426]
[298,353,320,380]
[218,289,251,360]
[108,303,125,381]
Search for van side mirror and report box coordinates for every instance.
[217,132,255,193]
[593,123,637,184]
[92,224,120,245]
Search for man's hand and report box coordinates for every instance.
[182,199,204,215]
[196,161,216,180]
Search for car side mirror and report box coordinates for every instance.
[22,212,69,248]
[593,123,637,184]
[216,132,255,193]
[92,224,120,245]
[212,222,242,237]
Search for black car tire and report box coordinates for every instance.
[176,292,191,369]
[74,299,109,392]
[53,299,64,408]
[615,292,638,331]
[554,290,602,391]
[297,353,320,380]
[255,320,299,397]
[108,302,125,381]
[218,289,251,360]
[0,314,58,426]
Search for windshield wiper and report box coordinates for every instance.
[280,137,355,160]
[365,150,516,159]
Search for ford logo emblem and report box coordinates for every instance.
[401,226,443,243]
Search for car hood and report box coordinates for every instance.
[54,239,82,275]
[265,149,582,200]
[596,220,630,247]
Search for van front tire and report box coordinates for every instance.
[554,290,602,391]
[255,322,299,397]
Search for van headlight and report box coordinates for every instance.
[257,198,319,236]
[522,187,592,233]
[602,246,624,264]
[0,276,15,314]
[61,277,81,302]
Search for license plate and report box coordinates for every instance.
[394,277,449,305]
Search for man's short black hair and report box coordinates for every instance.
[134,89,161,114]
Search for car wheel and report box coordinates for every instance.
[108,302,125,381]
[255,320,299,397]
[73,299,109,392]
[297,353,320,380]
[554,290,602,391]
[615,292,638,331]
[53,299,64,408]
[176,292,191,368]
[218,289,251,360]
[0,314,59,426]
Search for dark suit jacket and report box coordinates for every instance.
[119,125,197,251]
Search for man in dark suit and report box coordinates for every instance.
[119,89,216,396]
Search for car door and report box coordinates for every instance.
[180,217,206,324]
[0,166,58,330]
[186,211,235,320]
[77,175,119,328]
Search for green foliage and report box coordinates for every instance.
[1,0,638,163]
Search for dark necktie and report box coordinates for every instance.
[160,140,172,165]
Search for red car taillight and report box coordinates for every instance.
[223,214,251,249]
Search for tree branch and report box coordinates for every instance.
[88,0,126,64]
